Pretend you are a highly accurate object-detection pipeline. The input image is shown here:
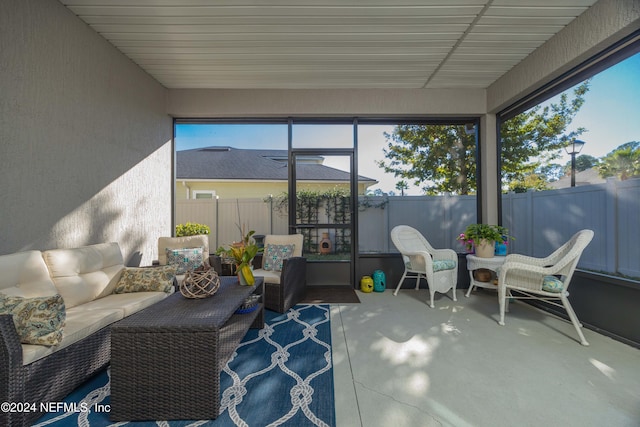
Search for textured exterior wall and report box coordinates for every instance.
[167,88,486,118]
[0,1,172,265]
[487,0,640,113]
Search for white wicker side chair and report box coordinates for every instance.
[390,225,458,308]
[497,229,594,346]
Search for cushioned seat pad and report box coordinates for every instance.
[22,308,122,365]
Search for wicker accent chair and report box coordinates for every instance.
[497,229,594,346]
[252,234,307,313]
[390,225,458,308]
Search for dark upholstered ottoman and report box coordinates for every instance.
[109,277,264,421]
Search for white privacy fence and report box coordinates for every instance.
[176,198,288,251]
[176,178,639,277]
[502,178,640,278]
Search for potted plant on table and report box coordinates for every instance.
[215,226,262,286]
[459,224,511,258]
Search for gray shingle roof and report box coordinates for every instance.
[177,147,376,183]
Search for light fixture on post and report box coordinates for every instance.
[564,139,585,187]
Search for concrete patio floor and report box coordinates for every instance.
[330,288,640,427]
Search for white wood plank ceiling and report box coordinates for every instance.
[60,0,598,89]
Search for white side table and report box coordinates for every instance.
[465,254,506,297]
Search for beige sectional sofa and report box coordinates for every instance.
[0,242,175,427]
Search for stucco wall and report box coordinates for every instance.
[167,88,486,118]
[0,1,172,265]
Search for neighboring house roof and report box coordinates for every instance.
[177,147,377,184]
[548,167,606,189]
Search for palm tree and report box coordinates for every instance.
[598,142,640,180]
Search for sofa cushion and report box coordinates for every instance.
[42,243,125,308]
[0,293,66,346]
[81,291,170,317]
[166,247,204,274]
[114,265,176,294]
[263,244,295,272]
[21,307,123,365]
[0,250,58,297]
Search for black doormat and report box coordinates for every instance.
[300,285,361,304]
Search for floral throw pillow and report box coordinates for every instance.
[0,293,66,346]
[166,247,204,274]
[114,265,176,294]
[263,244,295,272]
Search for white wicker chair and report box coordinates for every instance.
[497,229,594,346]
[390,225,458,308]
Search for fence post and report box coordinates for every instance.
[444,192,452,247]
[527,189,534,255]
[214,196,219,250]
[606,178,617,274]
[269,195,274,234]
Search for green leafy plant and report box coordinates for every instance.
[175,222,211,237]
[215,226,262,286]
[461,224,512,245]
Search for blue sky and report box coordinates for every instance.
[553,51,640,164]
[176,52,639,194]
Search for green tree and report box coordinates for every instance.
[598,141,640,180]
[395,180,409,196]
[561,154,600,176]
[378,82,589,194]
[378,124,475,195]
[500,82,589,191]
[572,154,600,172]
[537,163,564,182]
[508,173,551,193]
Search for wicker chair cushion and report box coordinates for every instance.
[263,244,295,272]
[542,275,564,293]
[165,247,204,274]
[433,260,457,272]
[114,265,176,294]
[0,293,66,346]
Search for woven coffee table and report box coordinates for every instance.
[110,276,264,421]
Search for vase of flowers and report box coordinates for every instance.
[459,224,512,258]
[215,226,262,286]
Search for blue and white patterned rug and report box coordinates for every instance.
[34,304,334,427]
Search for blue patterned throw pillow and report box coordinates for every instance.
[166,247,204,274]
[542,275,564,293]
[263,244,295,272]
[0,293,66,346]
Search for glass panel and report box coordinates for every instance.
[174,122,288,250]
[500,52,640,277]
[176,123,287,151]
[293,152,352,264]
[357,122,478,254]
[292,124,353,149]
[294,154,352,225]
[296,227,351,261]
